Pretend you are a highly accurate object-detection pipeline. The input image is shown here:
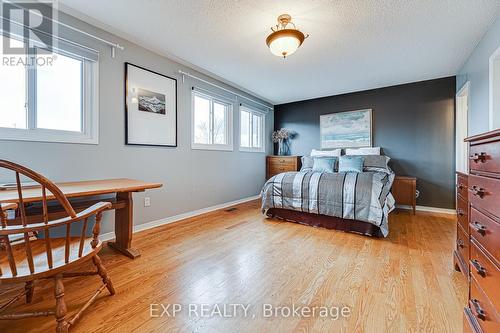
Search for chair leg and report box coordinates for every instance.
[92,255,115,295]
[54,274,68,333]
[25,280,34,304]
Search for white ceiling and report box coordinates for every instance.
[59,0,500,105]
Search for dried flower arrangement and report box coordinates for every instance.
[272,128,292,155]
[271,128,291,143]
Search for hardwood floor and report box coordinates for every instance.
[0,200,466,333]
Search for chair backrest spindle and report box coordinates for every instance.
[78,218,89,257]
[2,235,17,276]
[40,185,54,268]
[64,223,71,263]
[15,172,35,274]
[41,186,48,224]
[15,172,27,227]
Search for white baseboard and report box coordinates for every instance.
[396,204,455,215]
[100,195,261,241]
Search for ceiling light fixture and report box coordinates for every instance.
[266,14,308,58]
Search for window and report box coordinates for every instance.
[240,105,265,152]
[0,37,98,144]
[191,90,233,150]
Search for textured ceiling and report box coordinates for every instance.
[59,0,500,105]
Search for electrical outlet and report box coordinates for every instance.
[144,197,151,207]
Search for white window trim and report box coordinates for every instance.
[191,90,233,151]
[0,50,99,145]
[239,105,266,153]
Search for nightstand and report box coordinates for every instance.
[266,156,301,180]
[392,176,417,214]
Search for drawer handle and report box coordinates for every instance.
[468,186,485,198]
[470,222,487,236]
[457,208,465,217]
[471,299,486,320]
[470,259,487,277]
[457,239,464,248]
[470,152,487,163]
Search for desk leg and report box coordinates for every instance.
[107,192,141,259]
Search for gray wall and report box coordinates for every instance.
[274,77,456,209]
[0,10,273,233]
[457,16,500,135]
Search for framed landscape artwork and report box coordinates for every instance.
[125,63,177,147]
[320,109,372,149]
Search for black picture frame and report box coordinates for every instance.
[125,62,178,147]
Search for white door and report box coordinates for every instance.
[456,82,469,173]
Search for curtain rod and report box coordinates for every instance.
[179,70,273,111]
[3,1,124,57]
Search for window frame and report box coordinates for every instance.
[239,105,265,153]
[191,90,233,151]
[0,40,99,145]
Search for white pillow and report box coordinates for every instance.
[345,147,381,156]
[310,148,342,157]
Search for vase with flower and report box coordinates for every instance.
[272,128,291,156]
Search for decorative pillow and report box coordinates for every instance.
[311,148,341,157]
[345,147,381,155]
[359,155,391,173]
[338,156,364,173]
[312,157,336,173]
[300,156,314,172]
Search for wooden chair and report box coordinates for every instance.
[0,160,115,333]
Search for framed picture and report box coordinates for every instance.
[125,62,177,147]
[320,109,372,149]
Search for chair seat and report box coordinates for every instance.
[0,237,101,283]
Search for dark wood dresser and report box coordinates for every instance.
[463,129,500,333]
[266,156,301,180]
[454,171,469,277]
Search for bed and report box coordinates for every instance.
[261,154,395,237]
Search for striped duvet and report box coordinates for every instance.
[261,171,395,237]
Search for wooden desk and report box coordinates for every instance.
[0,178,162,259]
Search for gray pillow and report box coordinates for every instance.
[350,155,391,173]
[300,156,314,171]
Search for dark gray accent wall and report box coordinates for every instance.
[274,77,456,209]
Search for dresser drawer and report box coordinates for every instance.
[470,240,500,313]
[469,174,500,218]
[469,277,500,333]
[268,165,294,176]
[267,157,297,167]
[457,195,469,233]
[470,207,500,262]
[457,173,469,200]
[469,140,500,174]
[457,223,469,265]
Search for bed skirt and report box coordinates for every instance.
[265,208,384,237]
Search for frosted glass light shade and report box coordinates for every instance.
[269,36,300,57]
[266,29,305,58]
